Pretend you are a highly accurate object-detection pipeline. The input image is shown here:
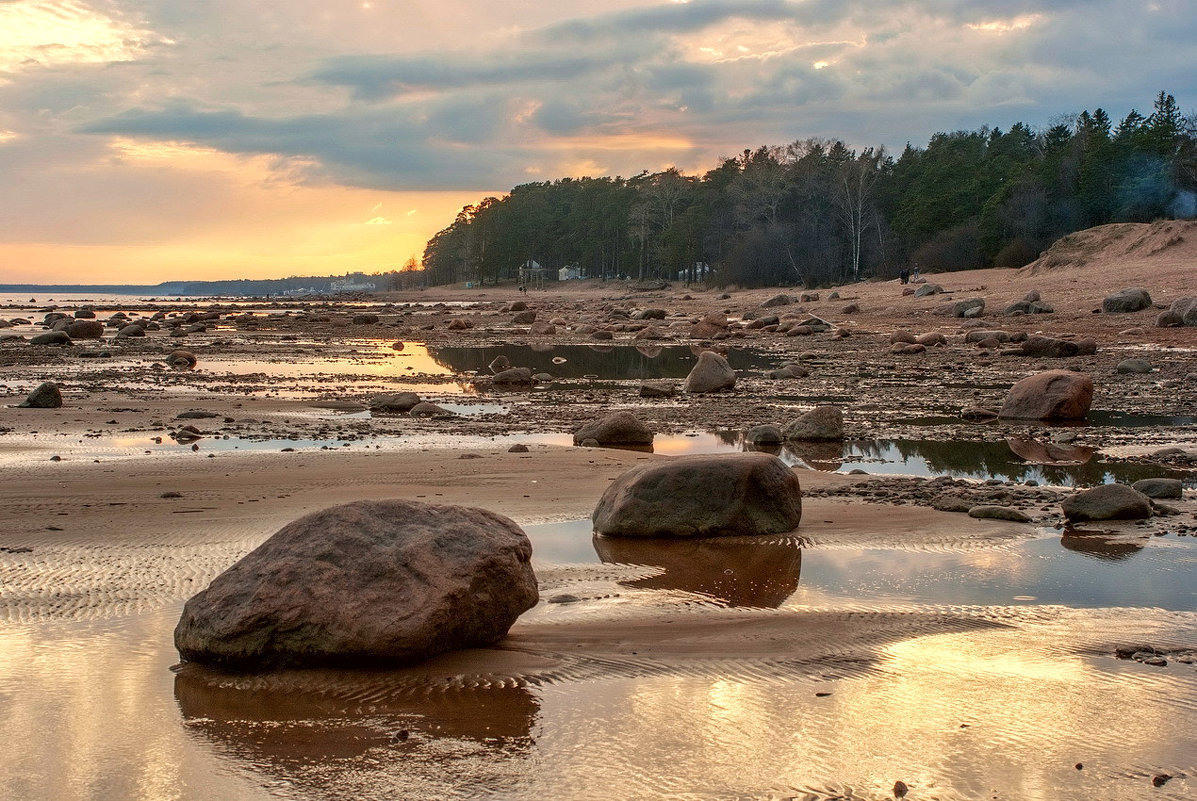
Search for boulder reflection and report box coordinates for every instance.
[1060,530,1147,561]
[593,535,803,608]
[174,661,539,766]
[782,440,844,471]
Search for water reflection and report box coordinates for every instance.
[174,663,538,774]
[592,535,804,608]
[1060,530,1148,561]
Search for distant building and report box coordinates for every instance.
[330,273,376,292]
[558,265,583,281]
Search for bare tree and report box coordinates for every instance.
[834,147,886,281]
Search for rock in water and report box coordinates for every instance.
[19,381,63,408]
[174,500,538,669]
[682,350,736,393]
[784,405,844,440]
[593,452,802,538]
[1061,484,1153,522]
[573,411,654,446]
[370,392,421,413]
[997,370,1093,421]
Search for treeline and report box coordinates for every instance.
[422,91,1197,288]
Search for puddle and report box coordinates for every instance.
[530,521,1197,612]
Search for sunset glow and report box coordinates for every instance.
[0,1,1193,283]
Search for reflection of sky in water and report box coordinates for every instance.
[527,520,1197,612]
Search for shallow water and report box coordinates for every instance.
[2,527,1195,801]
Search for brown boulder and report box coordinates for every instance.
[784,405,844,440]
[997,370,1093,420]
[592,453,802,538]
[573,411,654,445]
[65,319,105,339]
[174,500,538,669]
[682,350,736,393]
[19,381,63,408]
[1061,484,1153,523]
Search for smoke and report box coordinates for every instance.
[1169,189,1197,219]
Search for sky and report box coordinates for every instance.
[1,0,1194,284]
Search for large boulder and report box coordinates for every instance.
[682,350,736,393]
[592,452,802,538]
[997,370,1093,421]
[573,411,654,446]
[1102,288,1152,313]
[914,283,943,298]
[18,381,63,408]
[784,405,844,441]
[1061,484,1153,523]
[174,500,538,669]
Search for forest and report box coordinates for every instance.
[421,91,1197,288]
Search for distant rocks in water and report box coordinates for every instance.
[573,411,654,446]
[682,350,736,393]
[592,452,802,538]
[488,355,511,373]
[18,381,62,408]
[639,381,677,398]
[746,424,784,445]
[1131,478,1182,499]
[115,324,145,338]
[409,401,452,418]
[492,367,534,386]
[1102,287,1152,314]
[167,349,197,370]
[1157,296,1197,327]
[351,313,379,325]
[997,370,1093,421]
[370,392,421,413]
[446,318,473,331]
[1061,484,1153,522]
[64,319,105,339]
[174,499,538,669]
[30,331,71,346]
[1115,358,1152,374]
[784,405,844,441]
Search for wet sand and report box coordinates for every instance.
[2,251,1196,799]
